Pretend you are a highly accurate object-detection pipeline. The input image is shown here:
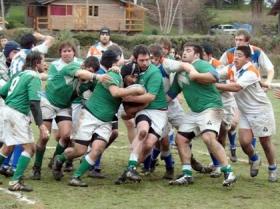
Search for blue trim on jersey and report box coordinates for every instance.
[97,67,106,75]
[237,68,247,79]
[251,49,260,65]
[159,64,169,78]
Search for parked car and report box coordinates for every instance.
[209,24,237,35]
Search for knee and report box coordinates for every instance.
[138,130,148,140]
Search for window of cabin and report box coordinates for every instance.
[94,6,99,16]
[88,6,93,16]
[88,5,99,16]
[50,5,72,16]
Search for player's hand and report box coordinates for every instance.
[96,74,112,83]
[109,66,120,73]
[273,89,280,99]
[39,124,50,140]
[134,87,145,95]
[260,80,270,92]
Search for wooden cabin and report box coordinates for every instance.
[24,0,146,32]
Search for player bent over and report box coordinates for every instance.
[52,50,145,186]
[0,51,49,191]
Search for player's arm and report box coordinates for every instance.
[33,32,55,49]
[164,58,196,74]
[215,82,242,92]
[75,69,112,83]
[122,92,155,104]
[189,69,218,84]
[259,50,274,85]
[109,85,145,98]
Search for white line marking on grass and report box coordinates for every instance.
[0,187,36,205]
[195,150,268,167]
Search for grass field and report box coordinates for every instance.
[1,92,280,209]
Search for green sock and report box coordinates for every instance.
[57,153,67,163]
[73,156,93,178]
[0,153,7,166]
[34,146,45,168]
[128,160,137,169]
[53,142,66,157]
[12,154,31,181]
[182,164,192,176]
[221,165,233,174]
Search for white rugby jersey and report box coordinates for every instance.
[229,62,272,114]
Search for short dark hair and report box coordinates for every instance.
[59,41,77,56]
[22,51,43,71]
[107,44,123,58]
[183,43,203,59]
[20,33,37,49]
[201,43,213,55]
[149,44,163,58]
[133,44,150,59]
[84,56,100,72]
[236,46,251,58]
[100,49,118,69]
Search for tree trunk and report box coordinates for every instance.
[278,14,280,34]
[251,0,263,34]
[177,1,184,35]
[214,0,223,9]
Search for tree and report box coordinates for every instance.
[251,0,264,34]
[155,0,182,34]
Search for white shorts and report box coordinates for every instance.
[161,99,185,137]
[41,97,72,120]
[178,108,224,137]
[71,108,113,143]
[167,98,185,128]
[239,109,275,137]
[1,106,34,146]
[136,109,168,138]
[72,103,83,129]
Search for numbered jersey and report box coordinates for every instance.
[0,69,42,115]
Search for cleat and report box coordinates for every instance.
[229,148,238,163]
[163,167,174,180]
[64,160,74,172]
[169,175,193,185]
[223,172,237,187]
[0,166,14,177]
[210,167,222,178]
[88,169,106,179]
[52,156,64,181]
[30,166,41,180]
[68,177,88,187]
[250,156,261,177]
[268,169,278,182]
[126,167,142,182]
[8,179,33,192]
[115,170,128,185]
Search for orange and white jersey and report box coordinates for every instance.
[227,62,272,114]
[86,41,113,60]
[219,45,274,75]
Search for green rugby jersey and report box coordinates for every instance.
[0,69,41,115]
[85,71,122,122]
[46,62,81,108]
[168,59,222,113]
[137,64,167,110]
